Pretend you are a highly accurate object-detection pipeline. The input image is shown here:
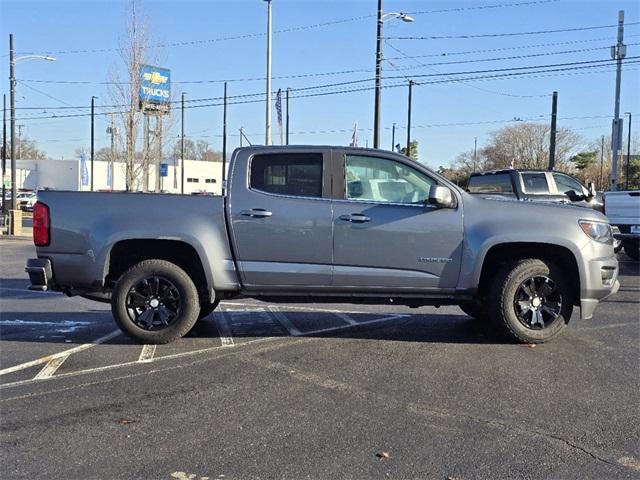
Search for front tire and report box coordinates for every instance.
[111,259,200,344]
[488,258,573,344]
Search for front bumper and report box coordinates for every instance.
[579,249,620,320]
[25,258,52,291]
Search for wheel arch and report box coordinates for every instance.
[105,239,213,303]
[475,242,581,305]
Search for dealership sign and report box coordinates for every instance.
[139,64,170,113]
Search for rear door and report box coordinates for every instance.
[519,172,563,204]
[331,150,463,290]
[229,149,333,289]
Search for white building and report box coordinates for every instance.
[3,158,224,195]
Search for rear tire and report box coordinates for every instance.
[623,238,639,261]
[459,300,488,322]
[111,259,200,344]
[488,258,573,344]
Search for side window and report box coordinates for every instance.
[521,173,550,194]
[345,155,435,204]
[250,153,323,198]
[552,173,584,195]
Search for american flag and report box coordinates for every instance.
[275,88,282,127]
[349,122,358,147]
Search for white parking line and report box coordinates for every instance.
[34,355,69,379]
[214,308,235,347]
[0,329,121,377]
[333,311,358,326]
[0,312,412,389]
[267,306,302,336]
[137,345,157,363]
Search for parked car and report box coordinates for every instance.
[467,169,603,211]
[16,192,37,211]
[26,146,619,345]
[604,190,640,261]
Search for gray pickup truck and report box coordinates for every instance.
[26,146,619,344]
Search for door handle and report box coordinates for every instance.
[339,213,371,223]
[240,208,273,218]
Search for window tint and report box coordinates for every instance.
[552,173,583,195]
[522,173,550,193]
[250,153,323,198]
[467,174,514,193]
[345,155,435,204]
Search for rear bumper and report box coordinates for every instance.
[25,258,53,291]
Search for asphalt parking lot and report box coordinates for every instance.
[1,238,639,479]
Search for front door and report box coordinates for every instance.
[332,152,463,291]
[229,150,333,289]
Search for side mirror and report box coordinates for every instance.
[428,185,455,209]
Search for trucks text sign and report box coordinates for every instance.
[139,65,171,112]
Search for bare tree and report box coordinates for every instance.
[483,123,581,171]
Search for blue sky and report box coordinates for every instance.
[1,0,639,168]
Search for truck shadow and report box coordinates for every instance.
[0,309,506,346]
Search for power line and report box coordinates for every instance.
[14,61,640,121]
[406,0,559,16]
[386,21,640,40]
[13,57,637,113]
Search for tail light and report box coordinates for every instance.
[33,201,50,246]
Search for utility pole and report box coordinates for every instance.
[142,114,149,191]
[625,112,632,190]
[391,123,396,152]
[222,81,227,191]
[474,137,478,173]
[406,80,413,155]
[265,0,272,145]
[600,136,605,191]
[90,96,96,191]
[286,87,290,145]
[373,0,383,149]
[17,124,23,160]
[548,91,558,170]
[181,92,185,194]
[2,94,6,214]
[108,114,116,190]
[155,116,162,192]
[9,33,16,211]
[610,10,626,191]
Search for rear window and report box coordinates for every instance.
[250,153,323,198]
[467,174,514,193]
[521,173,550,194]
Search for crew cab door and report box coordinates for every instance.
[228,149,333,289]
[331,151,463,290]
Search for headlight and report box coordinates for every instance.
[579,220,613,245]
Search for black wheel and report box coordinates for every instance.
[111,259,200,344]
[622,238,639,261]
[459,300,488,322]
[198,299,220,320]
[488,258,573,344]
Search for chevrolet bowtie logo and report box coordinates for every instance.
[143,71,168,85]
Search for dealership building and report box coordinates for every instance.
[4,158,223,195]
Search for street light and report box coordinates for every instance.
[373,1,413,149]
[9,33,56,213]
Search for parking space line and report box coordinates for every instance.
[34,355,69,379]
[299,314,408,336]
[0,329,121,376]
[214,308,235,347]
[137,345,157,363]
[267,306,302,336]
[332,311,358,326]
